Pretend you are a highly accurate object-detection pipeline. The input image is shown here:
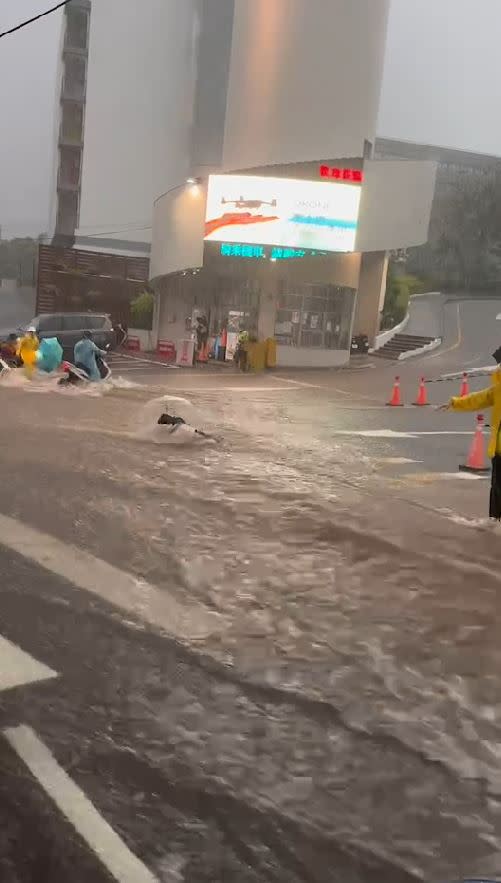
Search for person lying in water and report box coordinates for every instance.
[157,412,209,437]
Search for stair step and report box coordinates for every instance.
[375,330,436,359]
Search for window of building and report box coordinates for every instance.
[274,283,354,350]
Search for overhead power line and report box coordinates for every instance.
[0,0,73,40]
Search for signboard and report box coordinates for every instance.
[219,243,329,260]
[320,166,363,182]
[205,174,361,253]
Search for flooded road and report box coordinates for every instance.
[0,367,500,881]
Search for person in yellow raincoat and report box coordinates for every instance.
[444,368,501,519]
[16,326,39,377]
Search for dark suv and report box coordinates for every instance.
[23,313,116,359]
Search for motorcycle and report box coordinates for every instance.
[58,351,112,386]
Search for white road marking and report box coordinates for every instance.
[379,457,423,465]
[277,377,322,389]
[332,429,473,439]
[4,726,158,883]
[0,635,57,693]
[402,472,485,482]
[112,353,173,368]
[166,385,304,393]
[0,513,223,642]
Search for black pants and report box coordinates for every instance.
[490,455,501,519]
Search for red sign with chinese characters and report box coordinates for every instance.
[320,166,363,183]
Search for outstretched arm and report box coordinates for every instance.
[448,387,495,412]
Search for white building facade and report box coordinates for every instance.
[74,0,436,365]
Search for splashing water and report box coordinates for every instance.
[133,394,216,446]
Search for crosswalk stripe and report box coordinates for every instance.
[4,726,158,883]
[0,635,57,692]
[0,513,223,642]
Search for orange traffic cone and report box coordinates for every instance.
[413,376,429,406]
[459,414,490,474]
[459,372,470,397]
[387,375,403,407]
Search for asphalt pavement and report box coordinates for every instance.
[1,292,501,881]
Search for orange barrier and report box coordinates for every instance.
[126,336,140,352]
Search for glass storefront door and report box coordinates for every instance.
[274,282,355,350]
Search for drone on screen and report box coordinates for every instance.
[221,196,277,210]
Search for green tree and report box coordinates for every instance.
[130,290,154,330]
[409,167,501,290]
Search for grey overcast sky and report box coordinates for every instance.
[1,0,501,237]
[0,1,62,237]
[378,0,501,153]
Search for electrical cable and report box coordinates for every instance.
[82,225,153,238]
[0,0,73,40]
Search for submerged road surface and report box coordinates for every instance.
[0,295,501,881]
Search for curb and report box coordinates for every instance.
[398,337,442,360]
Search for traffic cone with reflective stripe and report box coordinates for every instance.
[413,377,429,406]
[460,372,470,397]
[459,414,490,474]
[387,375,403,407]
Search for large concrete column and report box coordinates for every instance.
[257,279,278,340]
[353,251,388,345]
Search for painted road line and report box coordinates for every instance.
[378,457,423,465]
[165,385,306,393]
[331,429,473,439]
[278,377,323,389]
[0,513,223,642]
[401,472,485,482]
[0,635,57,692]
[4,726,158,883]
[112,353,174,368]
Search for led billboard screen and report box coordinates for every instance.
[205,174,361,253]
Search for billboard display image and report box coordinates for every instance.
[205,174,362,253]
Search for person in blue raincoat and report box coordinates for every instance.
[36,337,63,373]
[74,330,107,381]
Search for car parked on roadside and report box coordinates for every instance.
[16,313,116,360]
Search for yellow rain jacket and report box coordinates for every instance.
[16,333,39,373]
[450,370,501,457]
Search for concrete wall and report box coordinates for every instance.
[277,346,350,368]
[223,0,390,170]
[356,159,437,252]
[352,251,388,342]
[47,12,68,239]
[76,0,198,251]
[190,0,235,172]
[78,0,391,257]
[151,185,206,280]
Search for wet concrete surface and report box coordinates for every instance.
[0,294,501,880]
